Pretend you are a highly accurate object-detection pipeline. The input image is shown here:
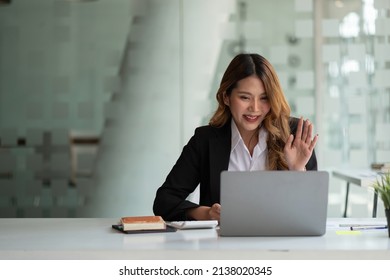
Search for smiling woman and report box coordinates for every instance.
[222,75,271,153]
[153,53,318,222]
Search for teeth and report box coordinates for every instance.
[246,115,258,120]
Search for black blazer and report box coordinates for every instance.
[153,117,317,221]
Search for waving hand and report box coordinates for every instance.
[284,117,318,171]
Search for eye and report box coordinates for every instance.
[260,96,268,101]
[239,95,250,100]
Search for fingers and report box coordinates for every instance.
[301,119,309,141]
[285,134,294,149]
[295,117,304,141]
[209,203,221,221]
[305,120,312,143]
[295,117,316,145]
[309,133,319,151]
[212,203,221,214]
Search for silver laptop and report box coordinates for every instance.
[219,171,329,236]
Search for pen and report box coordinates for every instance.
[339,224,387,227]
[350,225,388,231]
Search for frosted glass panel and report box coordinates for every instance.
[350,150,368,167]
[347,44,365,60]
[295,0,313,12]
[295,19,313,38]
[376,150,390,162]
[322,19,340,37]
[322,44,340,62]
[296,96,315,115]
[243,21,262,39]
[347,96,366,114]
[269,46,288,65]
[296,71,314,89]
[219,22,236,39]
[374,0,390,9]
[373,70,390,87]
[376,124,390,141]
[277,71,289,89]
[347,72,368,89]
[375,18,390,35]
[374,43,390,61]
[349,124,366,145]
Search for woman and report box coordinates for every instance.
[153,53,318,222]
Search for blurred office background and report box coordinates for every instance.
[0,0,389,218]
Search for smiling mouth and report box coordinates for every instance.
[244,115,260,122]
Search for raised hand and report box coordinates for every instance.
[284,117,318,171]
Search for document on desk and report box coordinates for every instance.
[165,220,218,230]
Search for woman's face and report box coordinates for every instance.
[224,75,271,139]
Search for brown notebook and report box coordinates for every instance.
[111,224,176,234]
[112,215,176,234]
[120,215,166,231]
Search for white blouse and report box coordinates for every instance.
[228,120,268,171]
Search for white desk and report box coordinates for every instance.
[0,218,389,260]
[333,170,380,218]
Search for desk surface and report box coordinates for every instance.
[333,169,381,187]
[0,218,389,260]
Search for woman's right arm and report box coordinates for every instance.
[153,129,203,221]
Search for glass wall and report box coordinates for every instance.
[0,0,388,218]
[320,0,390,217]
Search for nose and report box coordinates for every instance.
[249,99,260,112]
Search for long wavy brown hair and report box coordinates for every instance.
[209,53,291,170]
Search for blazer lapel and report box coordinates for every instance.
[209,123,231,202]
